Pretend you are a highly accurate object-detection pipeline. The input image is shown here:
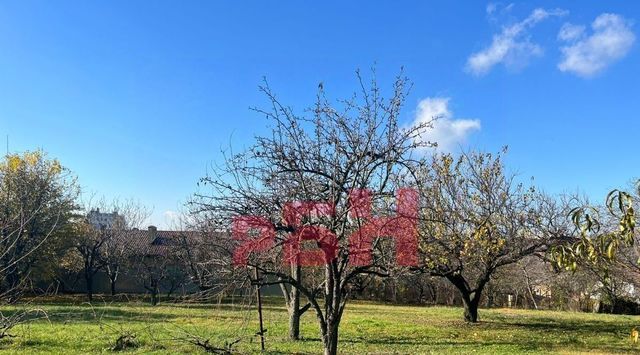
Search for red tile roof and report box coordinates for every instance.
[114,229,207,257]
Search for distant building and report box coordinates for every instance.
[87,208,126,229]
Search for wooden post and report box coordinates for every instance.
[255,267,266,352]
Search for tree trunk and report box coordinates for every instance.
[85,273,94,302]
[282,264,306,340]
[322,319,339,355]
[289,308,301,340]
[485,287,494,308]
[150,281,159,306]
[110,279,117,296]
[462,295,479,323]
[390,279,397,303]
[320,261,344,355]
[151,290,159,305]
[108,267,119,296]
[526,285,538,310]
[522,267,538,310]
[447,273,486,323]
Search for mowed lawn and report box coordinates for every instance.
[0,297,638,354]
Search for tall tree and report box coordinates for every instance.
[417,150,560,322]
[192,70,431,355]
[0,150,79,300]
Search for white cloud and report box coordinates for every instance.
[412,98,481,153]
[467,7,567,76]
[558,23,585,41]
[558,13,635,77]
[486,2,514,18]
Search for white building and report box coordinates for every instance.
[87,208,125,229]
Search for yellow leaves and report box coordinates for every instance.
[5,152,37,171]
[2,150,63,176]
[463,221,505,258]
[7,155,21,171]
[441,154,453,168]
[24,151,41,166]
[49,159,62,175]
[3,151,43,172]
[560,194,638,271]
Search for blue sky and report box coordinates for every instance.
[1,1,638,228]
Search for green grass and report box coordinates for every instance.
[0,296,638,354]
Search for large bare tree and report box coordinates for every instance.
[191,70,432,355]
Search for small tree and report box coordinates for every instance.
[101,200,150,295]
[72,221,107,302]
[552,183,638,309]
[130,230,188,305]
[134,251,171,306]
[417,150,558,322]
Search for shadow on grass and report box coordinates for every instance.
[333,334,636,354]
[0,306,182,323]
[485,315,634,335]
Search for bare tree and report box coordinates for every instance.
[101,200,150,295]
[191,70,432,355]
[134,250,172,306]
[128,227,190,305]
[70,220,107,302]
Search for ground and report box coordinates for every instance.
[0,297,637,354]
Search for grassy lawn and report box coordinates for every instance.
[0,297,638,354]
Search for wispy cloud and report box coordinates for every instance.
[412,98,480,153]
[558,13,635,78]
[467,7,567,76]
[486,3,498,16]
[486,2,514,20]
[557,23,585,42]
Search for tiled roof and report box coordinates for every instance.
[113,229,209,258]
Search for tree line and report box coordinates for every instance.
[2,72,638,355]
